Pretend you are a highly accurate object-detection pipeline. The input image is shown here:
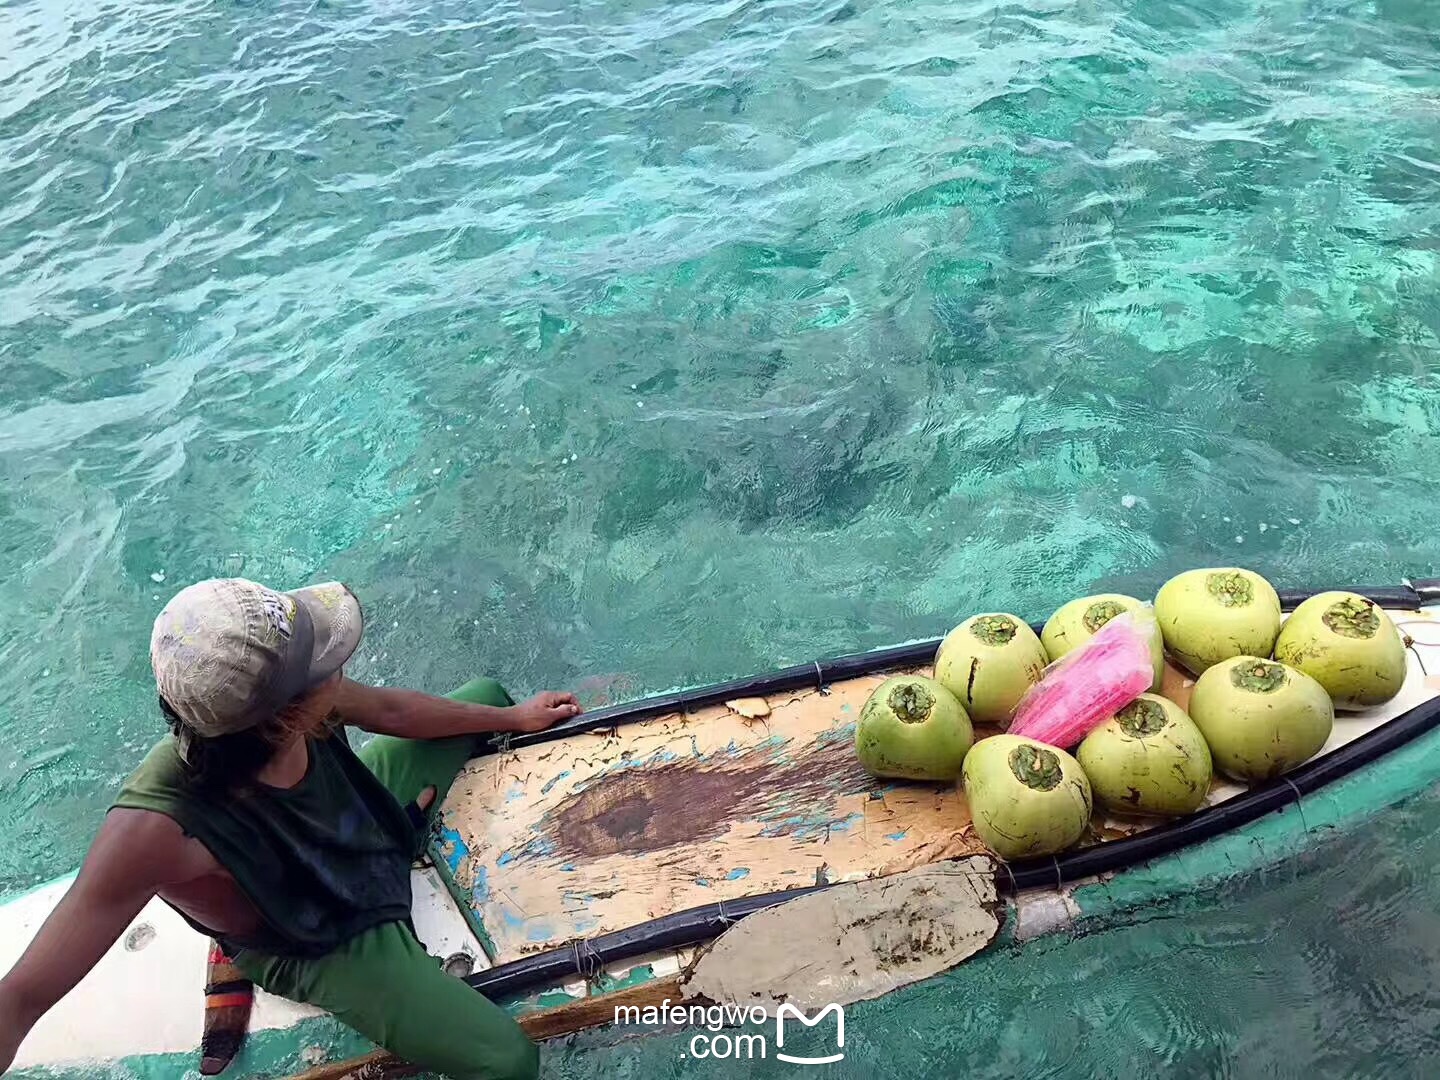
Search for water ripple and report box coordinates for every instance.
[2,0,1440,886]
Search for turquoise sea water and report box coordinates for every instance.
[3,0,1440,901]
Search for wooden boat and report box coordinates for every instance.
[6,581,1440,1078]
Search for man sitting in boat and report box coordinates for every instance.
[0,579,581,1079]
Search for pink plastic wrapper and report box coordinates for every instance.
[1008,609,1156,748]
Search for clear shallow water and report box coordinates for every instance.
[2,0,1440,894]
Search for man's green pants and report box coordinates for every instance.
[235,679,538,1080]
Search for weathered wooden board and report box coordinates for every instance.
[436,670,988,960]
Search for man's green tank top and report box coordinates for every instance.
[113,731,416,957]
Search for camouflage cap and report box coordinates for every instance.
[151,579,363,748]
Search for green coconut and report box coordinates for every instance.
[1077,694,1212,816]
[1041,593,1165,692]
[855,675,973,781]
[1153,568,1282,675]
[1188,657,1334,781]
[934,614,1048,728]
[1273,592,1408,710]
[962,734,1092,859]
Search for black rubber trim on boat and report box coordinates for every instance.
[464,583,1438,1003]
[484,582,1423,754]
[465,883,832,1000]
[1413,578,1440,605]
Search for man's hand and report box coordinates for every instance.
[508,691,583,734]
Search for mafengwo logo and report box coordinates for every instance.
[775,1003,845,1065]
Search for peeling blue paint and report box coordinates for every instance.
[505,783,526,802]
[756,811,865,841]
[757,814,811,837]
[695,876,712,887]
[526,921,556,942]
[725,868,750,881]
[430,825,500,962]
[518,835,556,859]
[438,825,471,877]
[540,769,572,795]
[886,830,909,841]
[497,851,516,868]
[501,908,526,929]
[559,862,576,872]
[595,745,684,777]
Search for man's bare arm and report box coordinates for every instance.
[0,809,184,1072]
[335,679,581,740]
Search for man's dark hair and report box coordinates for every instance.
[159,687,340,793]
[160,694,342,794]
[159,697,277,794]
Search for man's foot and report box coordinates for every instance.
[199,941,253,1074]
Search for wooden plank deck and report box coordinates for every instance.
[435,668,989,960]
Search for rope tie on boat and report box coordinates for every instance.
[1281,776,1309,835]
[569,937,603,981]
[997,858,1018,896]
[1050,856,1064,893]
[715,897,734,927]
[492,732,514,754]
[814,660,828,694]
[1395,620,1440,677]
